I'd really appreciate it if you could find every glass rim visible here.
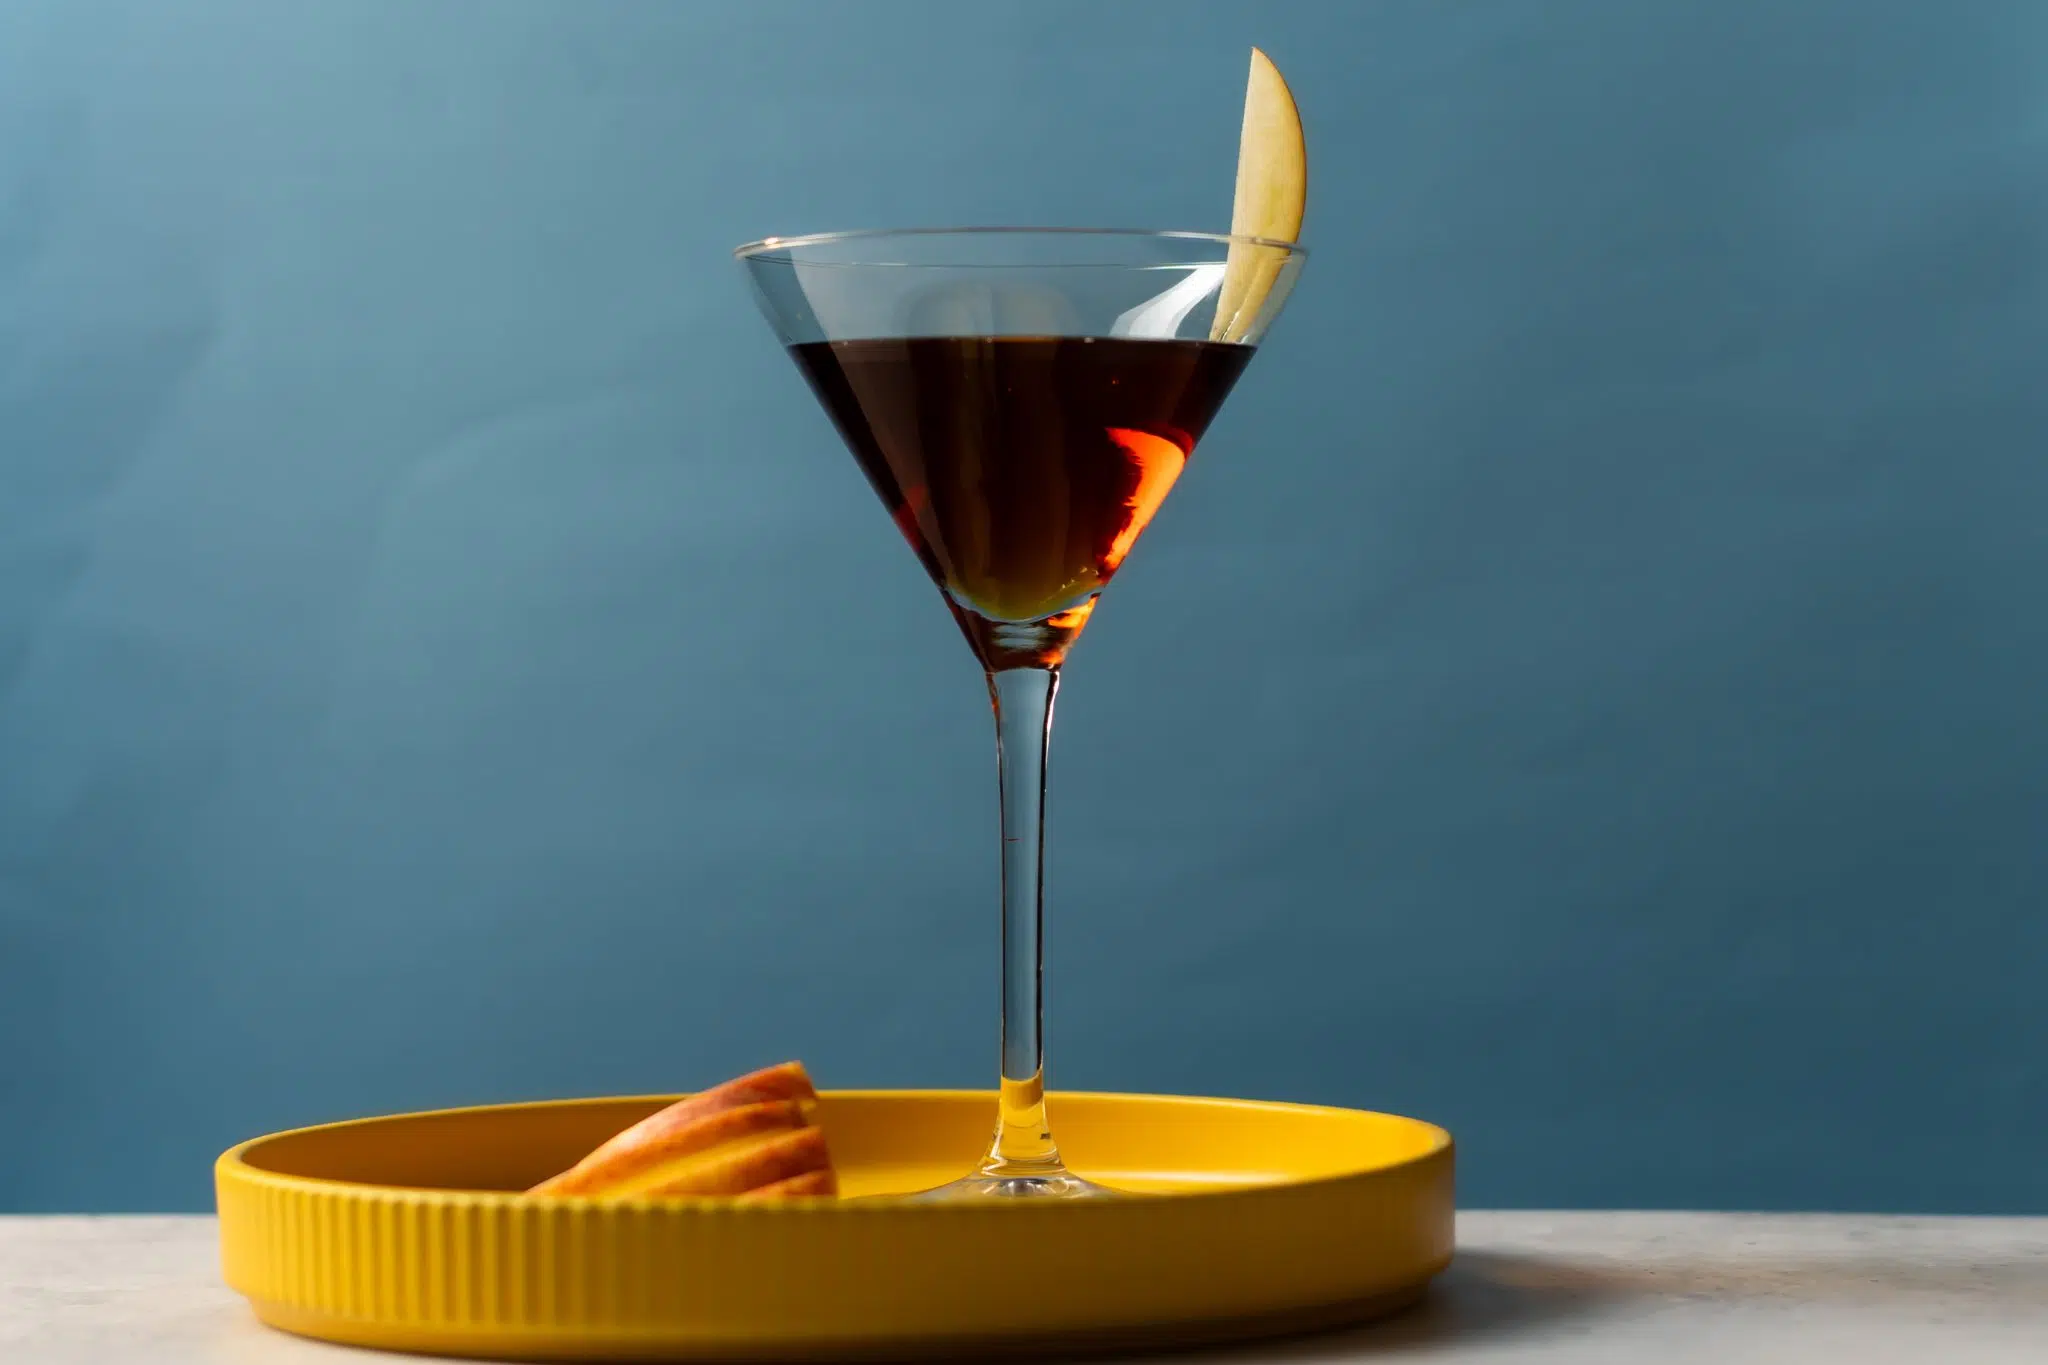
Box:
[732,225,1308,263]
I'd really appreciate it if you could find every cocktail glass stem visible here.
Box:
[984,665,1063,1179]
[917,662,1104,1199]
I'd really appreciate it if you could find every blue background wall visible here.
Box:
[2,0,2044,1213]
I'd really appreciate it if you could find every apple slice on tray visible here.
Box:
[529,1061,838,1200]
[1211,47,1307,344]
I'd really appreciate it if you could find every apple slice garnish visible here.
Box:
[529,1061,838,1200]
[1211,48,1307,344]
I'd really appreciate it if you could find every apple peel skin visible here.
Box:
[737,1169,839,1201]
[528,1061,838,1201]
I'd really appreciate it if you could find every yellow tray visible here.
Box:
[217,1090,1453,1360]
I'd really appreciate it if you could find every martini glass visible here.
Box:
[737,228,1305,1198]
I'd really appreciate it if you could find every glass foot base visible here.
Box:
[914,1170,1115,1201]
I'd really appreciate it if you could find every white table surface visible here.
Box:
[2,1211,2044,1362]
